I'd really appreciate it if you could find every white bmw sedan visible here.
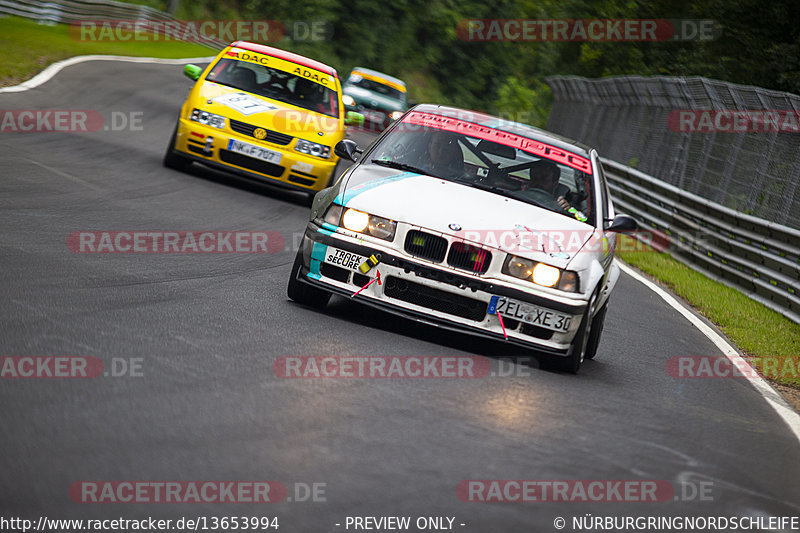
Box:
[287,104,637,372]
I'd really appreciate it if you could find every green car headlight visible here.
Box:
[342,95,356,106]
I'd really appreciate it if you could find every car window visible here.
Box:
[360,116,596,225]
[345,74,405,101]
[206,58,340,118]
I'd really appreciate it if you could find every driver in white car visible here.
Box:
[424,132,465,179]
[528,159,572,211]
[486,159,573,212]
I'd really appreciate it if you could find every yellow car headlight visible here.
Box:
[190,108,226,129]
[295,139,331,159]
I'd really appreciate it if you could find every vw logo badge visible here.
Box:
[253,128,267,140]
[449,223,462,231]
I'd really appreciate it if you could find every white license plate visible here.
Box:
[324,246,367,273]
[488,295,572,333]
[227,139,282,164]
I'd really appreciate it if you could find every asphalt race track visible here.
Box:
[1,59,799,532]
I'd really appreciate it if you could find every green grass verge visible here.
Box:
[0,16,215,87]
[617,235,800,388]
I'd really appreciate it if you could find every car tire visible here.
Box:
[583,298,608,360]
[163,122,192,171]
[554,291,598,374]
[287,249,331,309]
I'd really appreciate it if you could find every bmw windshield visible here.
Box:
[362,111,596,225]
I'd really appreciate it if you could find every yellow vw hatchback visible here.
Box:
[164,41,363,200]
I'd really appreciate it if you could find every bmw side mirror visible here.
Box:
[334,139,362,162]
[344,111,365,127]
[605,214,639,233]
[183,64,203,81]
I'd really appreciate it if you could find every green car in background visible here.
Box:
[341,67,408,130]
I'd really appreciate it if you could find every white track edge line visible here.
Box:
[0,54,216,93]
[618,261,800,444]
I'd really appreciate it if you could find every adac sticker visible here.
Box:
[292,66,333,87]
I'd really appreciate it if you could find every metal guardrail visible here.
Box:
[604,158,800,324]
[0,0,170,23]
[546,75,800,231]
[0,0,226,48]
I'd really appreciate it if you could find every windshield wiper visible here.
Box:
[370,159,430,175]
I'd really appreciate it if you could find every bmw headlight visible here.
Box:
[389,111,403,121]
[323,204,342,226]
[295,139,331,159]
[330,206,396,241]
[503,255,579,292]
[368,216,396,240]
[342,95,355,106]
[190,108,226,129]
[532,263,560,287]
[342,208,369,232]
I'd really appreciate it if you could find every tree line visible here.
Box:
[146,0,800,126]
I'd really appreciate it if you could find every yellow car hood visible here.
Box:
[197,82,341,139]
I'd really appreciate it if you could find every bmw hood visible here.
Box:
[337,167,597,267]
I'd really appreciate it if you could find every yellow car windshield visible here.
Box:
[206,58,340,118]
